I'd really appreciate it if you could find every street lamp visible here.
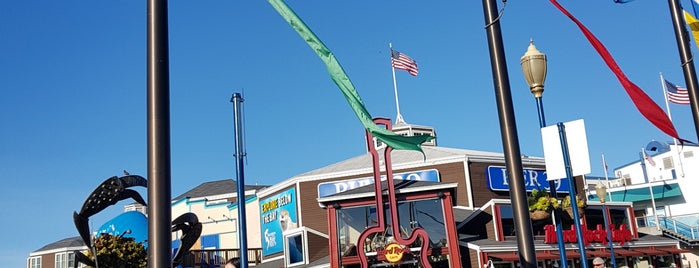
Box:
[595,181,618,268]
[520,40,568,267]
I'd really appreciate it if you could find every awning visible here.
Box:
[559,250,592,259]
[487,252,519,261]
[612,248,644,257]
[536,251,559,260]
[633,248,667,255]
[591,181,683,202]
[588,249,611,258]
[656,246,689,254]
[487,251,564,261]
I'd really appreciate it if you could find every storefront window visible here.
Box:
[585,206,629,231]
[335,198,450,267]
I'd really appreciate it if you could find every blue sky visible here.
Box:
[2,1,697,267]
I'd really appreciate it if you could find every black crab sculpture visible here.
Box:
[72,175,202,268]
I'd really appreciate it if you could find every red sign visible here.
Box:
[544,224,632,245]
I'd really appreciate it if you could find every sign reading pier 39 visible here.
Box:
[486,166,569,193]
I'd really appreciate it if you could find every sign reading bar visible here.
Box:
[544,224,632,245]
[317,169,439,198]
[486,166,569,193]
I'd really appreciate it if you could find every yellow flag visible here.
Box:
[683,10,699,50]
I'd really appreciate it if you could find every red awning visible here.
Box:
[613,249,644,257]
[633,248,667,255]
[560,250,592,259]
[588,249,611,258]
[656,247,689,254]
[487,252,519,261]
[536,251,559,260]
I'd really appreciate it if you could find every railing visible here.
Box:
[179,248,262,267]
[637,216,699,242]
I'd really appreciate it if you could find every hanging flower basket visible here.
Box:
[565,206,586,219]
[530,210,552,221]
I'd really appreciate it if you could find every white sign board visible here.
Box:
[541,119,591,180]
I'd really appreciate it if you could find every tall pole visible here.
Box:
[534,97,568,267]
[639,151,660,231]
[601,202,618,268]
[481,1,537,267]
[389,43,405,124]
[558,123,588,268]
[231,93,249,267]
[668,0,699,140]
[147,0,172,267]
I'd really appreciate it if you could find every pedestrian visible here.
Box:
[224,257,241,268]
[593,257,606,268]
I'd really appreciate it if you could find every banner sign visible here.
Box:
[544,224,632,245]
[486,166,569,193]
[260,188,298,256]
[317,169,439,198]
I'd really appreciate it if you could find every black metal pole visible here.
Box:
[481,0,537,267]
[535,97,568,267]
[668,0,699,140]
[147,0,172,267]
[231,93,249,267]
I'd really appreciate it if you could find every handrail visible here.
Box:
[180,248,263,267]
[640,216,699,240]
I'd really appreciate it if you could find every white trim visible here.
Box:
[29,246,87,257]
[316,182,458,203]
[463,158,475,209]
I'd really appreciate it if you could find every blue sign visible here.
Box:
[259,188,298,256]
[486,166,569,193]
[317,169,440,198]
[96,211,148,246]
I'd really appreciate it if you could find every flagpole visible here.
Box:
[602,153,612,201]
[640,148,660,231]
[389,43,405,124]
[661,73,686,177]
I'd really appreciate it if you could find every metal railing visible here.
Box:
[179,248,262,267]
[637,216,699,243]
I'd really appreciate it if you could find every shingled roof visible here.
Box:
[172,179,269,201]
[32,236,84,253]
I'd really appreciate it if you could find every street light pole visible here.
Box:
[481,1,537,267]
[520,41,568,267]
[595,182,617,268]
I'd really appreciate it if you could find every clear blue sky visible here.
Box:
[2,1,697,267]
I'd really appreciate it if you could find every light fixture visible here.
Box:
[553,260,560,268]
[658,256,665,263]
[595,181,607,204]
[520,39,547,98]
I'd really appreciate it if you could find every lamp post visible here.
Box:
[481,1,537,267]
[520,40,568,267]
[595,181,618,268]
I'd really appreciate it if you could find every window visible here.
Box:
[284,231,306,267]
[684,151,694,158]
[28,256,41,268]
[662,157,674,169]
[335,198,449,267]
[55,252,66,268]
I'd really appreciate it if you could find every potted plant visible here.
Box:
[562,194,587,218]
[527,188,559,221]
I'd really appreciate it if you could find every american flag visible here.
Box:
[391,50,418,76]
[643,149,656,167]
[664,79,690,105]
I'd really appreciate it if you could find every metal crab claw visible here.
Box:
[172,212,203,267]
[73,175,147,249]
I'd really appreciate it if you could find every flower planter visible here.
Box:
[530,210,551,221]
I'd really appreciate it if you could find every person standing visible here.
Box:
[593,257,606,268]
[224,257,240,268]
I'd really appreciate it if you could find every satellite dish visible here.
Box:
[645,140,670,154]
